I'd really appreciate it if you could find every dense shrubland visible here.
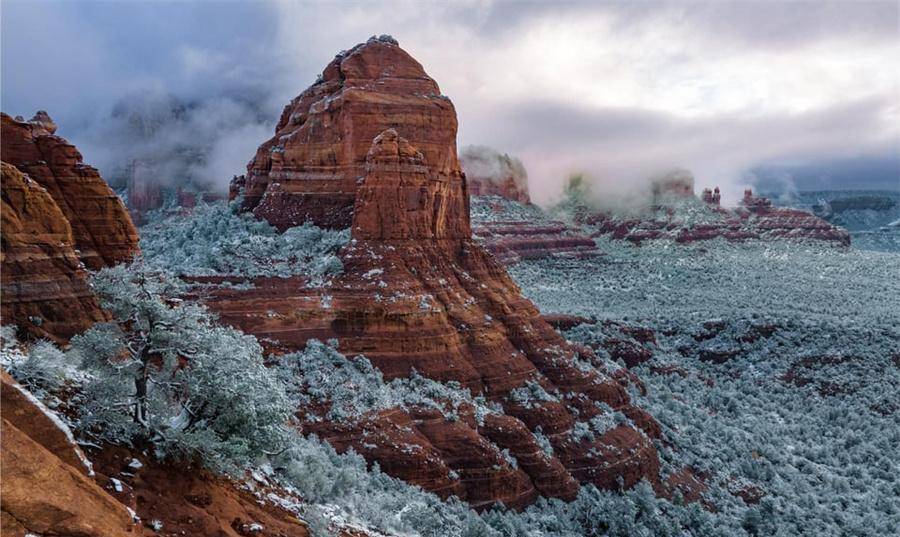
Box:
[4,196,898,535]
[504,218,900,536]
[140,200,348,282]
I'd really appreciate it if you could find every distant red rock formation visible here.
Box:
[702,186,721,206]
[651,169,695,203]
[460,146,531,204]
[1,112,139,269]
[474,220,600,264]
[207,38,662,508]
[586,185,850,246]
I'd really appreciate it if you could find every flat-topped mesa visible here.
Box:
[1,112,139,269]
[234,35,460,231]
[352,129,470,240]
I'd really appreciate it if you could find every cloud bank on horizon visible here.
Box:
[2,0,897,204]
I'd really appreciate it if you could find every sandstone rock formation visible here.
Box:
[474,218,600,265]
[1,112,139,270]
[0,372,136,537]
[460,145,531,204]
[584,186,850,246]
[1,162,108,343]
[90,446,311,537]
[232,35,460,231]
[206,38,661,508]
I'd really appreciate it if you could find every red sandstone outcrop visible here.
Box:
[474,219,600,264]
[460,146,531,204]
[0,372,136,537]
[231,35,460,231]
[205,39,662,507]
[1,162,109,343]
[1,112,139,269]
[584,186,850,246]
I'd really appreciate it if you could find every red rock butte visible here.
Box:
[232,35,463,231]
[209,37,662,509]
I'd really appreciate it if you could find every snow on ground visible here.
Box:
[504,231,900,535]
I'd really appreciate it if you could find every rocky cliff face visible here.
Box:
[1,112,139,270]
[232,35,460,231]
[207,38,661,509]
[1,162,109,343]
[471,197,600,264]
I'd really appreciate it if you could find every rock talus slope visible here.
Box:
[211,38,661,509]
[1,112,139,270]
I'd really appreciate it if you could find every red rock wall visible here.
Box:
[1,162,108,343]
[1,112,139,270]
[585,189,850,246]
[474,220,600,264]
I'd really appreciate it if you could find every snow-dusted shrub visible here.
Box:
[71,264,293,470]
[276,339,501,424]
[508,380,558,409]
[7,339,72,398]
[140,200,348,282]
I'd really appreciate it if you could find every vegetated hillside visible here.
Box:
[768,190,900,252]
[485,198,900,534]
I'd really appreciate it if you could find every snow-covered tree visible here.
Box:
[72,264,293,470]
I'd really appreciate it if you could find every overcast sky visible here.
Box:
[2,0,898,204]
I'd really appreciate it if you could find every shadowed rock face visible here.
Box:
[233,35,461,231]
[1,112,139,269]
[1,162,109,343]
[207,39,661,509]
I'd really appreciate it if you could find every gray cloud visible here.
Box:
[1,0,897,204]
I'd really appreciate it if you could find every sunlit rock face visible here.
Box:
[0,372,137,537]
[209,38,662,509]
[0,162,108,343]
[1,112,139,269]
[232,35,462,231]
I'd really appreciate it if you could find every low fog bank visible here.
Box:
[74,91,276,193]
[496,97,898,208]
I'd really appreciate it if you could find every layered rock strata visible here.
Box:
[1,162,108,342]
[206,40,662,505]
[474,219,601,264]
[1,112,139,269]
[232,35,460,231]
